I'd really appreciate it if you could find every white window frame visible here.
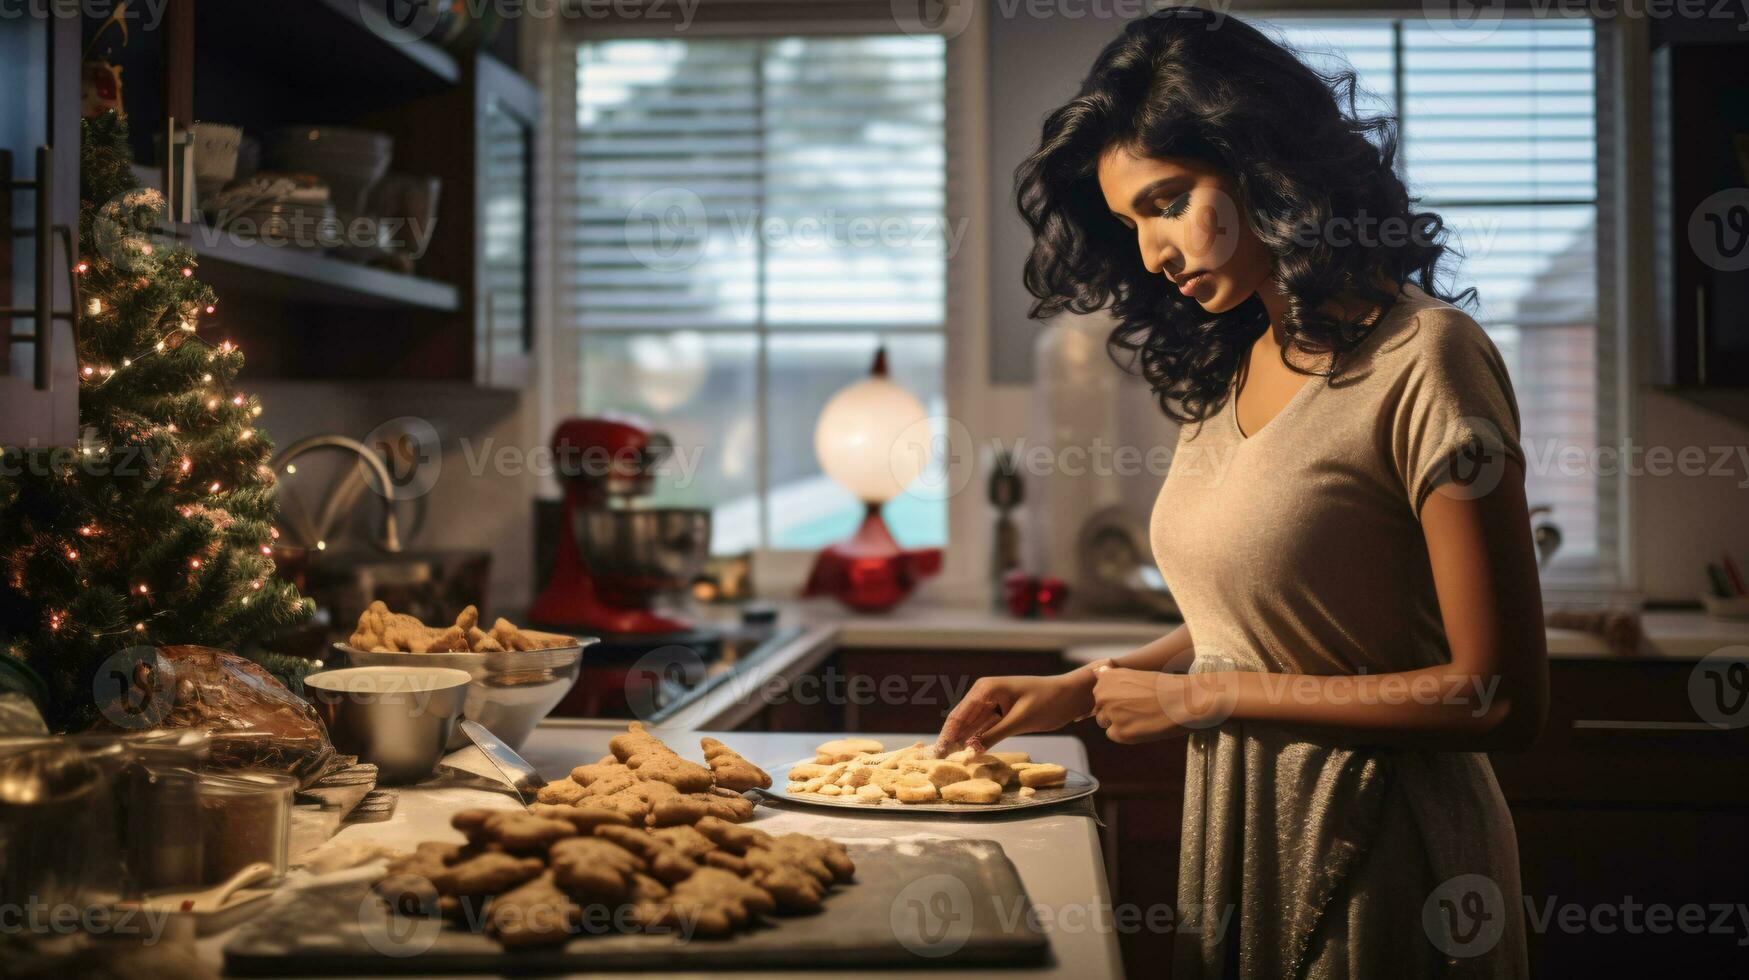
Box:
[529,3,994,604]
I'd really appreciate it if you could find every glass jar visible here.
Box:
[198,770,294,884]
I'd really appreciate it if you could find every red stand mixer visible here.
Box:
[529,416,711,635]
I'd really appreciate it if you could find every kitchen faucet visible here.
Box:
[270,435,403,553]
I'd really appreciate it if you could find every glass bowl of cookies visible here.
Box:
[331,601,596,750]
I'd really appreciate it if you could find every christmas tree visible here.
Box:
[0,110,312,729]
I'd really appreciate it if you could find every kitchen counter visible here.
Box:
[197,726,1121,979]
[648,600,1749,731]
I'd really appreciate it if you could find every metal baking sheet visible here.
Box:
[753,756,1098,814]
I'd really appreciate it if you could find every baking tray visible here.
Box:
[223,840,1048,973]
[754,756,1099,814]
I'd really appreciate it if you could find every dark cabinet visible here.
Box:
[0,12,81,445]
[1655,43,1749,387]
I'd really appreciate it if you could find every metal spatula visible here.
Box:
[460,720,547,804]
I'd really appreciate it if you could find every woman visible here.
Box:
[936,11,1548,978]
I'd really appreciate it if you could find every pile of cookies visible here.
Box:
[375,724,850,948]
[785,738,1068,805]
[376,810,854,948]
[531,723,770,826]
[348,601,570,654]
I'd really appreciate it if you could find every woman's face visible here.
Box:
[1097,147,1273,314]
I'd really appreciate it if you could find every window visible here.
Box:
[561,35,950,555]
[1269,18,1609,571]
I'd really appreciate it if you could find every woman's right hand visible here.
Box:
[935,671,1097,754]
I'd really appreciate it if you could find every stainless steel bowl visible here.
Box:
[303,666,470,785]
[330,631,592,752]
[573,507,710,587]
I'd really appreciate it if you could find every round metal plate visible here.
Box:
[752,756,1099,815]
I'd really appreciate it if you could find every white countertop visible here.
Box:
[198,726,1119,979]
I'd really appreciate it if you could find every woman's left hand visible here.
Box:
[1090,667,1183,743]
[1091,667,1235,743]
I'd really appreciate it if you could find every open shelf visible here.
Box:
[180,225,459,312]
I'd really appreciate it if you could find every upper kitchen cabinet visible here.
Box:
[1654,42,1749,388]
[94,2,533,386]
[0,12,81,446]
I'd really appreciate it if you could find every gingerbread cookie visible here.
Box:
[648,867,775,938]
[694,815,771,855]
[550,837,642,904]
[486,871,576,947]
[535,778,588,806]
[430,852,545,902]
[700,736,771,791]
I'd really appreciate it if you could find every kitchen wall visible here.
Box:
[252,382,540,620]
[1634,390,1749,600]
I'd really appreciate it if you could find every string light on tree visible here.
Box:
[0,110,312,729]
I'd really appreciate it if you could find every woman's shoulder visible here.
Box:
[1349,283,1508,382]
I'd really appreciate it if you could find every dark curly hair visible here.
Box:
[1016,9,1473,423]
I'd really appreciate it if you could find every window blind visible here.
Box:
[569,35,948,333]
[1275,18,1607,568]
[563,34,951,553]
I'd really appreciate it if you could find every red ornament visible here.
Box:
[1003,570,1069,619]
